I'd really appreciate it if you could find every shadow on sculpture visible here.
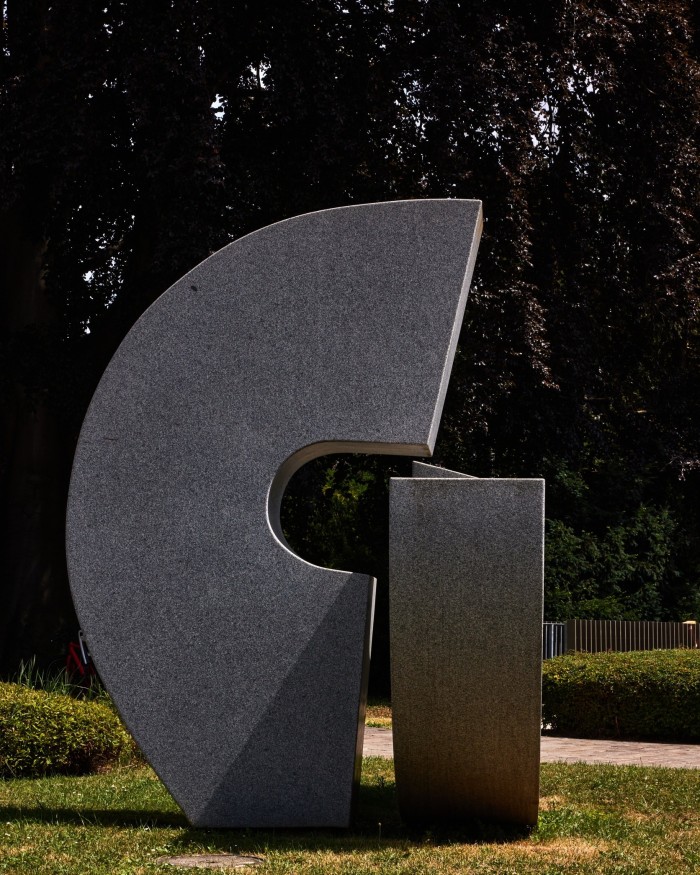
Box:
[66,198,542,828]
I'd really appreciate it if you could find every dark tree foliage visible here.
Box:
[1,1,699,684]
[528,0,700,620]
[0,1,229,671]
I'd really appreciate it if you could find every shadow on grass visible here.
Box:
[0,778,531,849]
[0,804,188,829]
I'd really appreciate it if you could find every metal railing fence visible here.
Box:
[543,622,567,659]
[542,619,698,658]
[565,619,697,653]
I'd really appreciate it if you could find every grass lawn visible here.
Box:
[1,758,699,874]
[365,700,392,729]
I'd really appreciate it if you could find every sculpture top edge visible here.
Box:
[67,197,483,589]
[68,199,482,492]
[171,198,482,296]
[411,461,476,479]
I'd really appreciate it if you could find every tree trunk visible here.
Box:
[0,199,78,675]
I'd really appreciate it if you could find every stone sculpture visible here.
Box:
[390,462,544,826]
[66,199,483,827]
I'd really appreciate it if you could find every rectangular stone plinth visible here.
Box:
[390,476,544,826]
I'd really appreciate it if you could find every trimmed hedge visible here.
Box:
[0,682,134,778]
[542,649,700,741]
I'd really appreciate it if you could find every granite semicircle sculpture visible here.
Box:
[66,199,483,827]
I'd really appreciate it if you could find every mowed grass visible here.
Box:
[365,699,392,728]
[2,759,699,875]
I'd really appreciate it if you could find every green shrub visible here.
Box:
[0,682,134,778]
[542,649,700,741]
[13,655,111,702]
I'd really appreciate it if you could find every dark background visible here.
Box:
[2,1,699,693]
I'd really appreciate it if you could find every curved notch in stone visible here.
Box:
[268,440,430,550]
[67,199,482,827]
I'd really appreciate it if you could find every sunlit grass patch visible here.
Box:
[366,716,393,728]
[365,699,392,728]
[1,757,699,874]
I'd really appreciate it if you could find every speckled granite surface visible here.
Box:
[67,200,482,826]
[390,474,544,825]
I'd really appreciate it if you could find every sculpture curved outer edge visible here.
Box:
[66,199,483,827]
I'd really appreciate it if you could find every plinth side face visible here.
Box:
[390,475,544,826]
[66,200,483,827]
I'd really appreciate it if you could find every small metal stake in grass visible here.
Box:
[156,854,263,869]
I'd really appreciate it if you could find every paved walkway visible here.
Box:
[363,727,700,768]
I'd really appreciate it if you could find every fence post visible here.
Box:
[683,620,698,648]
